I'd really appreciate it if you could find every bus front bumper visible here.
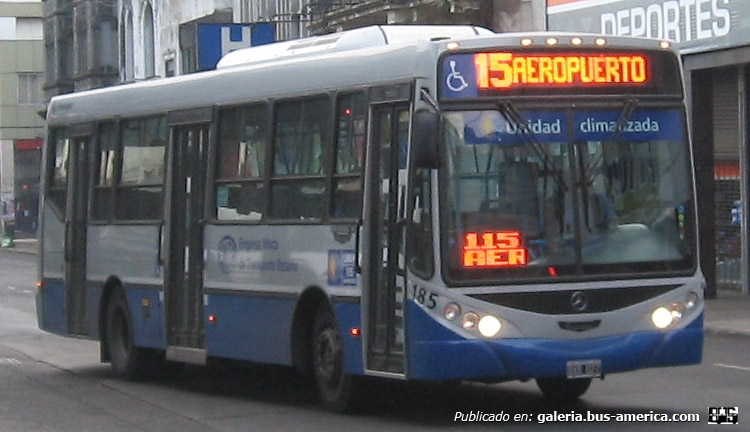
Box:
[405,302,703,381]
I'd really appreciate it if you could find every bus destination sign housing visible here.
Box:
[440,48,682,99]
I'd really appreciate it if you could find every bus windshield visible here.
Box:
[441,105,695,283]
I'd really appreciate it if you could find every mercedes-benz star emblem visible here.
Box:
[570,291,589,312]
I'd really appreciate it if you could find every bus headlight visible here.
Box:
[444,302,461,321]
[685,291,700,310]
[651,306,673,329]
[652,292,701,330]
[478,315,502,338]
[462,312,479,330]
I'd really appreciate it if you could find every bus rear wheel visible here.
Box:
[105,290,149,380]
[312,303,356,412]
[536,377,592,402]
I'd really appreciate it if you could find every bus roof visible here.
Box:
[45,26,678,126]
[216,25,494,69]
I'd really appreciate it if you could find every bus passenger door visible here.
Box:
[363,101,410,375]
[65,128,91,336]
[163,109,211,365]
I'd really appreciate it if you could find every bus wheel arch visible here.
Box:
[291,287,361,412]
[290,286,328,375]
[99,279,149,380]
[312,300,360,412]
[98,276,124,363]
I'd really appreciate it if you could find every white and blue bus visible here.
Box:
[37,25,703,411]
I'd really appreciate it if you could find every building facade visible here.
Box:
[305,0,545,34]
[548,0,750,297]
[0,0,45,236]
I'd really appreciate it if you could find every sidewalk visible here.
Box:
[2,237,37,254]
[4,237,750,337]
[704,288,750,337]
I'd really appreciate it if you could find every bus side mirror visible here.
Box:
[411,110,440,169]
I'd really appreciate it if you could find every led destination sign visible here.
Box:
[440,49,680,99]
[474,53,648,90]
[463,231,527,268]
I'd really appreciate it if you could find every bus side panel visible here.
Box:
[405,300,508,380]
[204,293,294,365]
[87,224,165,349]
[121,285,165,349]
[36,279,66,335]
[333,300,364,375]
[37,205,66,334]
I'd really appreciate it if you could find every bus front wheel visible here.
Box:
[105,290,148,380]
[536,377,592,402]
[312,303,356,412]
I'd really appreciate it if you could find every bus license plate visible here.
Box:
[566,359,602,379]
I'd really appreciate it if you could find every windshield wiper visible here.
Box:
[582,97,639,186]
[496,101,568,192]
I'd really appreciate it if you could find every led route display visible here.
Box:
[440,48,680,99]
[474,53,648,89]
[463,231,527,268]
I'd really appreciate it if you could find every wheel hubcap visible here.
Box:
[315,328,341,385]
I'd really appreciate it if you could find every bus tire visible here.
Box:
[536,377,592,402]
[312,303,357,412]
[105,290,148,380]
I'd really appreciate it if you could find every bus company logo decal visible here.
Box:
[570,291,589,312]
[217,235,238,274]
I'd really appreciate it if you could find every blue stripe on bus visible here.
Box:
[37,279,66,335]
[204,295,364,373]
[334,301,365,375]
[125,287,164,349]
[204,293,295,364]
[406,301,703,381]
[37,281,366,373]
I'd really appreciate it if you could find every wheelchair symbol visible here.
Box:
[446,60,468,92]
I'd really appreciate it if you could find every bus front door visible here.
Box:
[363,104,410,375]
[64,129,91,336]
[163,110,211,365]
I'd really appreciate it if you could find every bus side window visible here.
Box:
[46,128,70,217]
[216,104,267,221]
[331,92,366,219]
[407,168,434,277]
[92,121,117,221]
[270,96,329,220]
[116,116,166,221]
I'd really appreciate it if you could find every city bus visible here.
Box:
[37,25,704,412]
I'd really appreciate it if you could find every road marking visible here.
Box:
[714,363,750,372]
[0,358,22,365]
[7,286,16,291]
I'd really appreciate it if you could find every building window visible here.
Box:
[16,18,43,40]
[121,8,134,81]
[143,3,156,77]
[18,73,43,105]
